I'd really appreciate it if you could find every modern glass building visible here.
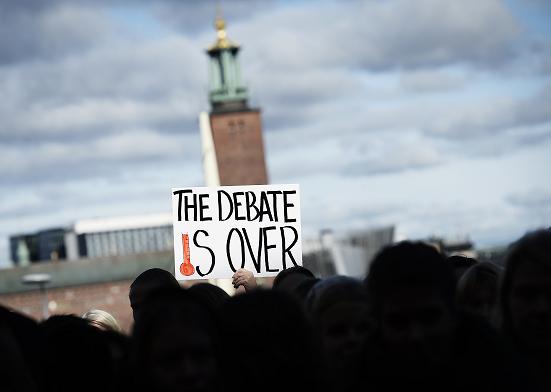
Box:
[9,213,173,264]
[69,214,173,259]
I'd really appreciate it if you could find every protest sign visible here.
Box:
[171,184,302,280]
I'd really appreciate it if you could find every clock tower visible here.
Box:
[199,14,269,186]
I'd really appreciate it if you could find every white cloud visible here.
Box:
[399,69,466,93]
[0,2,113,64]
[233,0,520,72]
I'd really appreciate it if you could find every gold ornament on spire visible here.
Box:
[208,12,239,51]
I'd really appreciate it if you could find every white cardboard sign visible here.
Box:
[171,184,302,280]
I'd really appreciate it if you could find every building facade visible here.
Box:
[9,214,173,264]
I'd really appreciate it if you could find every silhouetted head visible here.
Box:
[448,255,477,283]
[293,277,320,303]
[457,262,501,326]
[501,229,551,354]
[307,276,370,380]
[272,266,314,293]
[129,268,180,323]
[131,288,221,392]
[41,315,113,392]
[365,241,456,378]
[0,306,44,392]
[219,290,326,392]
[188,283,230,309]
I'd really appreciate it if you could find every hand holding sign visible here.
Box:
[232,268,257,291]
[172,184,302,281]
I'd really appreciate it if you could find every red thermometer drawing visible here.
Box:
[179,233,195,276]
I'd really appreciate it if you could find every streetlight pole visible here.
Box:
[21,273,51,320]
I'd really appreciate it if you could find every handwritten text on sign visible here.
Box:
[171,184,302,280]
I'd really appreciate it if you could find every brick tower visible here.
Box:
[199,14,268,186]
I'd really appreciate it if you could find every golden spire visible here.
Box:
[208,5,238,51]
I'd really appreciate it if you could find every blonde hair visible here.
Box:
[82,309,121,332]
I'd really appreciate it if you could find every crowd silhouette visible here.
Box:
[1,228,550,392]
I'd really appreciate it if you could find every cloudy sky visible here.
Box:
[1,0,550,265]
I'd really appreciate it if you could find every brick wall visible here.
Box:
[0,279,135,333]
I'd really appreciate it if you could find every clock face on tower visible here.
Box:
[210,110,268,186]
[227,118,246,135]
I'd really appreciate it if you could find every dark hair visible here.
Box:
[457,262,501,300]
[272,266,314,289]
[293,277,320,303]
[188,283,230,309]
[307,276,367,319]
[448,255,477,270]
[219,290,328,392]
[0,306,44,391]
[456,262,502,324]
[365,241,455,317]
[130,268,180,298]
[130,288,221,391]
[41,315,114,392]
[132,287,218,339]
[500,228,551,338]
[129,268,180,321]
